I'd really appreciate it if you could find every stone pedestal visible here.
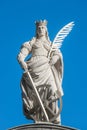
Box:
[8,123,78,130]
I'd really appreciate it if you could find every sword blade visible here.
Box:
[25,70,49,121]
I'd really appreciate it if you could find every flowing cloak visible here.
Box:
[17,37,64,120]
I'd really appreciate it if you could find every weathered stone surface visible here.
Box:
[9,123,78,130]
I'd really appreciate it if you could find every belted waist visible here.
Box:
[32,54,48,57]
[32,49,48,57]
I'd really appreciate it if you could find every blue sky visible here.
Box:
[0,0,87,129]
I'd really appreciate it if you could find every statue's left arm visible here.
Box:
[50,48,61,66]
[50,48,63,82]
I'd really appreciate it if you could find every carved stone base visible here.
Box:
[8,123,78,130]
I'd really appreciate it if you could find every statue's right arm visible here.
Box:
[17,41,31,70]
[17,37,36,70]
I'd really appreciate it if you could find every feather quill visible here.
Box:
[48,21,74,57]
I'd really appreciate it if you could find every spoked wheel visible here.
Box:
[37,86,63,122]
[43,97,62,122]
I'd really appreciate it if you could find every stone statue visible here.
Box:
[17,20,74,124]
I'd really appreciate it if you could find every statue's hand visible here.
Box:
[49,55,59,66]
[49,58,54,66]
[20,61,28,70]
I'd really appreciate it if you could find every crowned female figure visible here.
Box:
[17,20,64,124]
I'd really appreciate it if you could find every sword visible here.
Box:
[24,68,49,122]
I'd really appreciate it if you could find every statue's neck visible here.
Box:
[37,36,46,41]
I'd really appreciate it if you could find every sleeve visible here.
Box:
[17,41,31,63]
[17,37,36,63]
[50,48,61,65]
[54,50,64,80]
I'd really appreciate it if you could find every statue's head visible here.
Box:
[35,20,49,39]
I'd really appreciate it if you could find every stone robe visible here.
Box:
[17,37,64,122]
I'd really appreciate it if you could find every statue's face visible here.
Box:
[37,25,46,37]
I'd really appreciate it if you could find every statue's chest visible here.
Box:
[32,41,50,51]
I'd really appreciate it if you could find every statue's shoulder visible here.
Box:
[29,37,36,46]
[22,37,36,49]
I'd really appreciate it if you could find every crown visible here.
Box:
[35,20,47,27]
